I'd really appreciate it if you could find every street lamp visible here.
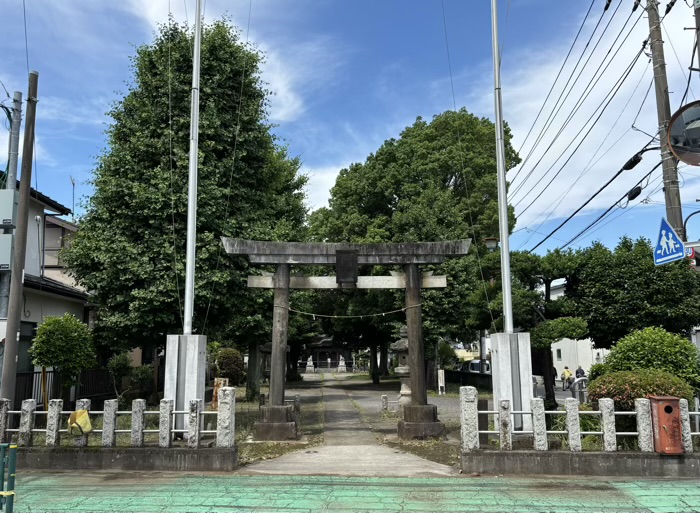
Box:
[483,237,499,252]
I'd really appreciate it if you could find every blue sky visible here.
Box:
[0,0,697,255]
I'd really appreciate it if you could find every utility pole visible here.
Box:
[0,91,22,320]
[648,0,684,239]
[695,1,700,73]
[0,72,38,406]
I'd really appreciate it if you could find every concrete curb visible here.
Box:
[17,447,238,472]
[462,450,700,478]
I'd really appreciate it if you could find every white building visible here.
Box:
[548,279,609,376]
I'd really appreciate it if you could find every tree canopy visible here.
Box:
[64,20,307,353]
[567,237,700,348]
[309,109,520,347]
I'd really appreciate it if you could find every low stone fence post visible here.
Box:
[499,400,512,450]
[460,386,479,452]
[188,399,202,448]
[18,399,36,447]
[565,398,581,452]
[131,399,146,447]
[159,399,173,448]
[74,398,91,447]
[531,398,548,451]
[680,399,693,453]
[0,399,9,443]
[217,387,236,448]
[46,399,63,447]
[599,398,616,452]
[102,399,118,447]
[635,398,654,452]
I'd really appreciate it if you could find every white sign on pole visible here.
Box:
[437,369,445,395]
[654,218,685,265]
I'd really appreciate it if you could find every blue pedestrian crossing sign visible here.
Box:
[654,218,685,265]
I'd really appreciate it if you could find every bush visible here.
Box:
[217,348,245,385]
[29,313,95,387]
[605,327,700,389]
[131,365,154,395]
[588,363,609,382]
[551,403,601,451]
[107,352,132,394]
[588,369,694,411]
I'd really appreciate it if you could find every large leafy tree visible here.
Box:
[568,237,700,348]
[309,109,520,368]
[65,20,307,354]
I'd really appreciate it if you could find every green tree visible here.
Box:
[29,314,95,389]
[569,238,700,348]
[64,20,307,354]
[309,109,521,370]
[603,327,700,390]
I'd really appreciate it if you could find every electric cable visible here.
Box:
[442,0,497,332]
[512,7,643,202]
[662,19,695,102]
[559,161,663,249]
[201,0,253,335]
[512,0,628,192]
[515,42,647,217]
[527,145,658,252]
[510,0,598,183]
[516,60,652,250]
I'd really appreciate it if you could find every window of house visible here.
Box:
[556,349,562,361]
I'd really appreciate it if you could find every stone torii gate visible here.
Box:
[222,238,471,440]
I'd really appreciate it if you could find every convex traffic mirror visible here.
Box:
[669,100,700,166]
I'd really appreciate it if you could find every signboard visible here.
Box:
[654,218,685,265]
[437,369,445,395]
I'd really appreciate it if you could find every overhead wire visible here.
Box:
[512,6,643,203]
[201,0,253,335]
[515,40,647,218]
[509,0,599,183]
[511,0,625,193]
[558,161,663,249]
[167,0,185,330]
[441,0,497,333]
[661,19,695,102]
[516,59,652,250]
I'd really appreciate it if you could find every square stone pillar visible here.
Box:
[164,333,207,431]
[491,332,532,431]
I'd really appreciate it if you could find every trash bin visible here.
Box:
[649,396,684,455]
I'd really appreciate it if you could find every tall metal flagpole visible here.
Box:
[183,0,203,335]
[491,0,514,333]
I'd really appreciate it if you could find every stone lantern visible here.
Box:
[390,326,411,408]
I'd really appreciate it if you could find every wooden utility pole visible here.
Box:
[1,72,38,406]
[648,0,684,238]
[0,91,22,319]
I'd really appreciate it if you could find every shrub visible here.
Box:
[588,363,609,382]
[605,327,700,389]
[217,348,245,385]
[131,365,154,395]
[107,352,132,395]
[588,369,694,411]
[29,313,95,388]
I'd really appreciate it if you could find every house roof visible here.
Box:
[0,171,71,215]
[23,274,88,302]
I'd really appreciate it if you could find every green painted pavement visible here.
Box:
[13,472,700,512]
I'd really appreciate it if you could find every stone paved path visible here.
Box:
[241,373,457,477]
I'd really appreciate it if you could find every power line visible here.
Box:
[559,161,663,249]
[440,0,497,333]
[661,19,695,102]
[516,60,653,250]
[515,42,647,217]
[512,8,643,203]
[508,0,598,183]
[511,0,612,185]
[527,145,656,253]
